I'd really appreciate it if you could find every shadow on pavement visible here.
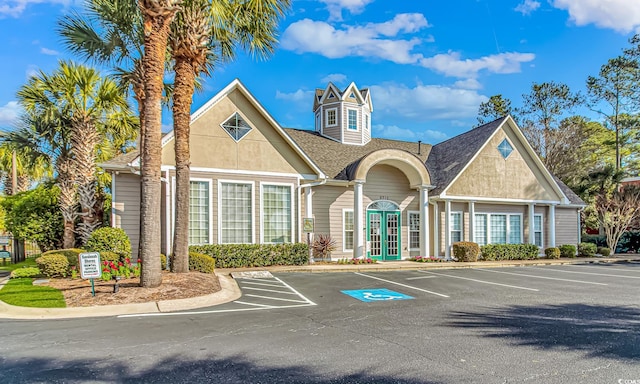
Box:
[446,303,640,360]
[2,355,443,384]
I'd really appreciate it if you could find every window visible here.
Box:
[348,109,358,131]
[450,212,462,243]
[364,114,369,131]
[326,108,337,126]
[189,181,210,245]
[221,112,252,141]
[408,212,420,250]
[220,182,252,243]
[475,213,522,246]
[498,138,513,159]
[262,184,292,243]
[343,210,354,250]
[315,112,321,132]
[474,214,487,246]
[534,214,543,247]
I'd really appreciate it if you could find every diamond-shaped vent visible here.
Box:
[498,139,513,159]
[222,113,252,141]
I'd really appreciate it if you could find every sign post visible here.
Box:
[303,218,315,264]
[79,252,101,297]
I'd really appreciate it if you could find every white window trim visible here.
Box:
[347,108,359,131]
[450,211,463,244]
[534,213,544,248]
[325,107,338,127]
[171,177,213,246]
[343,209,354,252]
[408,210,420,251]
[474,212,523,245]
[218,179,255,244]
[220,111,253,142]
[260,182,295,244]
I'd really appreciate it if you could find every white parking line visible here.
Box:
[241,286,298,295]
[234,301,277,308]
[241,281,285,288]
[118,303,313,318]
[354,272,449,298]
[564,264,640,273]
[244,294,308,303]
[418,270,539,291]
[473,268,608,286]
[406,276,437,280]
[532,267,640,279]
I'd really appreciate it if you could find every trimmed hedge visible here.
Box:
[36,254,69,278]
[578,242,597,257]
[85,227,132,259]
[480,243,540,261]
[42,248,84,268]
[559,244,576,258]
[189,252,216,273]
[10,267,41,279]
[597,246,611,256]
[99,251,121,264]
[189,243,309,268]
[544,247,560,259]
[452,242,480,262]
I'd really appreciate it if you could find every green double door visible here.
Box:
[366,210,400,261]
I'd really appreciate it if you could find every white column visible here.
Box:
[164,169,171,256]
[305,187,313,218]
[419,186,430,257]
[468,201,475,242]
[528,203,535,245]
[444,200,451,259]
[354,181,364,259]
[433,203,440,258]
[549,204,556,247]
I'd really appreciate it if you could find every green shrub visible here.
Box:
[99,251,120,264]
[10,267,41,279]
[188,252,216,273]
[480,243,540,261]
[558,244,576,258]
[544,247,560,259]
[452,242,480,262]
[578,242,597,257]
[190,243,309,268]
[42,248,85,268]
[35,254,69,278]
[85,227,131,259]
[160,254,167,270]
[597,246,611,256]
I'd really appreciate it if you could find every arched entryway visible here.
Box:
[366,200,401,260]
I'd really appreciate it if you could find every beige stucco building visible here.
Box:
[103,79,585,260]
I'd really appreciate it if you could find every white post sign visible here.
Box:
[79,252,101,279]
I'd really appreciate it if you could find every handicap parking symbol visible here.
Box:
[341,288,414,303]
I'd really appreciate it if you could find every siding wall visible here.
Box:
[555,207,580,247]
[113,173,141,258]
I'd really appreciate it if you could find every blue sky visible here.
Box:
[1,0,639,144]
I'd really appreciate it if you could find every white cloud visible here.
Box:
[453,78,482,90]
[419,51,535,78]
[515,0,541,15]
[318,0,374,21]
[275,89,315,103]
[373,124,448,142]
[0,0,78,18]
[281,14,429,64]
[0,101,21,127]
[321,73,348,84]
[40,47,59,56]
[369,82,488,121]
[552,0,640,33]
[282,15,534,79]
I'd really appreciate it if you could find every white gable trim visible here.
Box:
[151,79,325,179]
[342,82,365,104]
[440,116,569,204]
[319,82,343,104]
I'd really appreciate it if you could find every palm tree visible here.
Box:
[0,142,51,195]
[137,0,181,287]
[16,61,135,245]
[168,0,290,272]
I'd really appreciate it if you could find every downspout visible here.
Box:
[111,172,117,228]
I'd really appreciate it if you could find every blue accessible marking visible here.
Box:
[341,288,414,303]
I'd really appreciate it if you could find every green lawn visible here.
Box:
[0,278,66,308]
[0,257,38,272]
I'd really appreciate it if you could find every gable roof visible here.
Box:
[284,128,430,180]
[427,117,508,195]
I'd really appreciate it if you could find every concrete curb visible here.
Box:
[0,273,241,320]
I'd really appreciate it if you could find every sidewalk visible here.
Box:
[1,255,638,320]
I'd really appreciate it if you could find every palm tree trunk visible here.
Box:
[57,155,77,249]
[171,58,196,273]
[73,115,101,245]
[138,0,179,287]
